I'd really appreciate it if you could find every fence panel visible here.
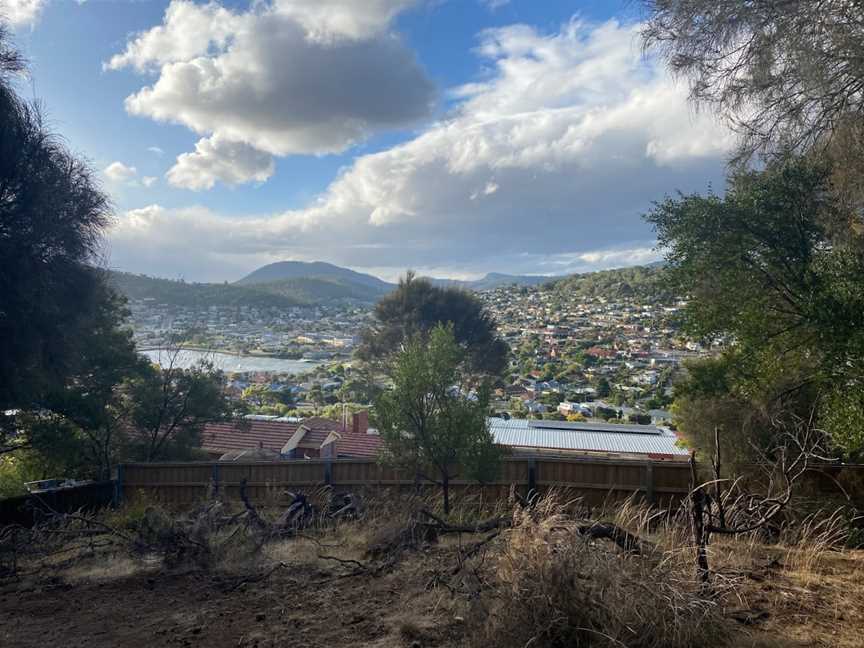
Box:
[118,457,691,508]
[0,481,116,527]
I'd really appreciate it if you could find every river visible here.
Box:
[141,349,325,374]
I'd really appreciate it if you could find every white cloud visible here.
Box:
[481,0,510,10]
[107,0,433,188]
[147,146,164,156]
[142,176,158,188]
[167,135,275,190]
[103,161,137,183]
[2,0,47,27]
[109,18,733,281]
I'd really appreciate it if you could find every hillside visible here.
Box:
[237,261,393,293]
[548,264,673,301]
[109,263,671,309]
[249,276,390,304]
[107,271,308,309]
[428,272,553,291]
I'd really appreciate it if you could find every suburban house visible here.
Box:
[202,412,381,461]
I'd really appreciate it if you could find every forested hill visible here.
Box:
[237,261,393,293]
[107,271,309,309]
[108,263,674,309]
[547,264,674,301]
[108,271,392,307]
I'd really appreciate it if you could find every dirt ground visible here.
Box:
[2,511,863,648]
[1,552,464,648]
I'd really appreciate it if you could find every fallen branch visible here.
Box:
[576,522,652,555]
[223,561,289,593]
[418,509,510,534]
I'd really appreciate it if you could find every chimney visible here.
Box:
[352,410,369,435]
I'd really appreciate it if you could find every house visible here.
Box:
[202,412,380,461]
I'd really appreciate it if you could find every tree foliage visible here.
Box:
[375,325,501,513]
[648,156,864,457]
[0,37,112,418]
[642,0,864,161]
[358,272,509,376]
[125,352,233,462]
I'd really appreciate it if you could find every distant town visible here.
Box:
[120,263,711,423]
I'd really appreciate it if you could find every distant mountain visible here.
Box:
[247,277,391,304]
[426,272,554,291]
[110,261,670,309]
[237,261,393,292]
[107,271,307,309]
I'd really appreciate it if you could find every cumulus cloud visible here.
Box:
[103,161,137,183]
[109,18,733,281]
[2,0,46,27]
[142,176,158,188]
[147,146,164,156]
[167,135,275,190]
[106,0,433,188]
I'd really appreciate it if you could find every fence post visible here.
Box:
[211,463,221,495]
[643,462,655,505]
[324,459,332,486]
[113,464,125,507]
[527,459,537,494]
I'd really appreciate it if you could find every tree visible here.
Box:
[0,31,111,425]
[38,283,151,479]
[125,352,233,462]
[0,29,130,465]
[376,325,501,513]
[642,0,864,161]
[647,156,864,458]
[595,377,611,398]
[358,272,509,376]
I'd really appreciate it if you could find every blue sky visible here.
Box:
[6,0,731,282]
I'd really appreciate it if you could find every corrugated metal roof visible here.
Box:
[488,418,687,456]
[527,420,662,435]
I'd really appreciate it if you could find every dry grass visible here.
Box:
[465,495,730,648]
[3,489,864,648]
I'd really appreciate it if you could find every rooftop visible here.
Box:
[488,417,687,458]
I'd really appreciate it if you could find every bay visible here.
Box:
[141,348,324,374]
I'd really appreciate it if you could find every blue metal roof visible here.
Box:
[488,418,688,457]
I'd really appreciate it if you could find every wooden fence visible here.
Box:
[118,457,692,508]
[0,480,117,527]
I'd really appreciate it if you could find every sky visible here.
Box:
[4,0,734,282]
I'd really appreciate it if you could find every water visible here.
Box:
[141,348,325,374]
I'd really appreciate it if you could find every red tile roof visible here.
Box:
[202,419,298,454]
[202,416,380,459]
[333,432,381,458]
[295,417,344,448]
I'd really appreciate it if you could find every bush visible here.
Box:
[469,503,729,648]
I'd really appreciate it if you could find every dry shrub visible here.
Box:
[469,497,730,648]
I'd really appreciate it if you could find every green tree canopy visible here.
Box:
[375,325,501,513]
[0,36,112,420]
[648,156,864,458]
[358,272,509,376]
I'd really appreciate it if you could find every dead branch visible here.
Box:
[575,522,652,555]
[418,509,510,534]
